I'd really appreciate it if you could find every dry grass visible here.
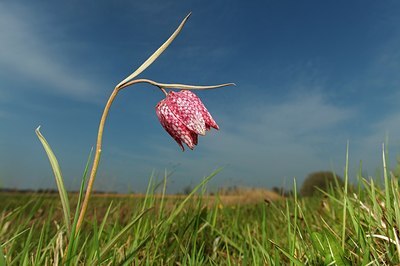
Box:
[93,187,282,203]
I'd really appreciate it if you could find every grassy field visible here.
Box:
[1,161,400,266]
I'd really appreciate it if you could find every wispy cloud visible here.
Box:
[205,93,353,173]
[0,3,101,101]
[353,108,400,172]
[118,91,356,189]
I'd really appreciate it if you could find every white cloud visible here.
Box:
[205,93,353,173]
[0,3,100,101]
[108,91,356,190]
[352,109,400,173]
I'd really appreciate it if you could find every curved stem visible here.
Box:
[75,86,119,234]
[160,87,168,96]
[120,78,235,91]
[74,78,233,235]
[74,78,170,235]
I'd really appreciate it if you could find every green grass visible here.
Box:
[2,150,400,264]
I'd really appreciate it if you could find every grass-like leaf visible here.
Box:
[0,247,5,266]
[96,208,153,264]
[65,148,93,264]
[116,13,191,89]
[165,168,221,225]
[35,126,71,233]
[273,242,303,266]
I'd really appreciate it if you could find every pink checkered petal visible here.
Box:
[156,100,197,151]
[165,91,206,136]
[191,131,198,146]
[156,104,184,151]
[180,90,219,130]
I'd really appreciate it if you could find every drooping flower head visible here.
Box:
[156,90,219,151]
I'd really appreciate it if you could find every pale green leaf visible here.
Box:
[0,246,6,266]
[35,126,71,233]
[116,13,191,89]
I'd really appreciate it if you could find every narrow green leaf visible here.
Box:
[210,225,243,254]
[97,208,152,263]
[274,244,304,266]
[33,223,47,265]
[382,143,392,226]
[325,233,351,266]
[21,226,34,266]
[1,228,30,248]
[35,126,71,233]
[0,247,6,266]
[119,234,153,266]
[166,168,221,225]
[92,214,101,263]
[66,148,93,263]
[310,232,326,254]
[342,141,349,251]
[116,13,191,89]
[98,201,113,240]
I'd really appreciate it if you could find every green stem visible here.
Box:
[74,78,233,235]
[75,86,119,234]
[75,79,149,234]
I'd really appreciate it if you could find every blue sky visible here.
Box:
[1,1,400,193]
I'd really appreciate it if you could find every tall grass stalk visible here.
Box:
[341,141,349,250]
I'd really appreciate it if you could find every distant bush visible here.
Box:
[182,185,193,195]
[300,171,344,197]
[272,187,293,197]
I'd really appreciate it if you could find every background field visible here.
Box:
[1,166,400,265]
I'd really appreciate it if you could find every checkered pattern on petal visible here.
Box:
[156,100,196,151]
[165,91,206,135]
[180,90,219,130]
[156,90,219,151]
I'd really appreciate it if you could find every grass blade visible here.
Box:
[65,148,93,264]
[166,168,221,225]
[119,233,153,266]
[98,202,113,240]
[96,208,153,264]
[273,243,303,266]
[342,141,349,250]
[35,126,71,233]
[1,228,30,247]
[0,247,5,266]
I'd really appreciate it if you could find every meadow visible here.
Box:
[1,152,400,265]
[2,12,399,266]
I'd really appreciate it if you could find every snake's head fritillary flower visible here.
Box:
[156,90,219,151]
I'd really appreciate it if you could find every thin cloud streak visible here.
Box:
[0,3,100,101]
[118,91,357,190]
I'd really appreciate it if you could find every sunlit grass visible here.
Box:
[2,147,400,264]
